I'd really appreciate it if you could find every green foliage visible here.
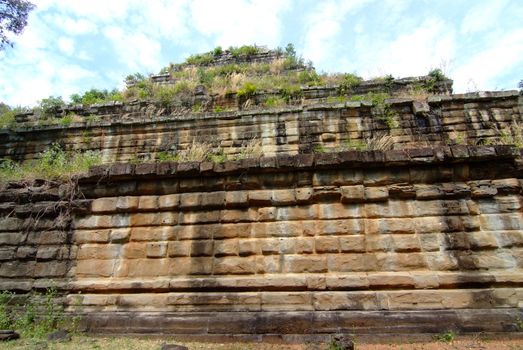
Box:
[0,0,35,50]
[125,72,146,86]
[213,46,223,56]
[237,82,257,99]
[60,114,73,126]
[0,105,23,129]
[39,96,65,117]
[214,106,225,113]
[229,45,261,58]
[285,43,296,58]
[0,290,13,329]
[280,84,302,102]
[0,143,102,182]
[153,85,177,108]
[435,330,456,343]
[156,151,178,162]
[338,73,363,95]
[264,96,286,108]
[313,144,326,153]
[0,287,74,339]
[298,70,321,85]
[351,92,398,128]
[185,52,214,65]
[70,88,123,105]
[344,139,367,151]
[424,68,448,92]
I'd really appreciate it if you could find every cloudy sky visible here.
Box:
[0,0,522,106]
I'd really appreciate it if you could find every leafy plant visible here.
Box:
[39,96,65,117]
[280,84,302,102]
[0,105,23,129]
[229,45,260,58]
[185,52,214,65]
[338,73,363,95]
[70,88,123,105]
[435,330,456,343]
[264,96,286,108]
[213,46,223,56]
[237,82,257,99]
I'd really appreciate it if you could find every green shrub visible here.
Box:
[153,85,177,107]
[264,96,286,108]
[338,73,363,94]
[0,105,23,129]
[280,84,302,102]
[125,72,146,86]
[39,96,65,117]
[229,45,260,58]
[435,330,456,343]
[237,82,257,99]
[298,70,321,85]
[213,46,223,56]
[185,52,214,65]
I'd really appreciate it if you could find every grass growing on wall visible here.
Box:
[0,143,102,183]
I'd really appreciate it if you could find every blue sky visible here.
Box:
[0,0,522,106]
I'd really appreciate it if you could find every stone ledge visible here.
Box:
[76,308,522,335]
[80,145,521,182]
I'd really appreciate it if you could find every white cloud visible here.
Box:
[62,17,98,35]
[57,37,74,56]
[189,0,291,48]
[103,26,162,71]
[363,18,456,78]
[461,0,508,35]
[302,0,371,67]
[452,29,523,92]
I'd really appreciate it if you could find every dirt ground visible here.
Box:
[3,334,523,349]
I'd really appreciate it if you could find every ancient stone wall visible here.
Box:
[0,91,520,164]
[1,146,522,336]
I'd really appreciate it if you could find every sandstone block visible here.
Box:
[180,211,220,224]
[214,256,257,274]
[258,207,277,221]
[110,228,130,243]
[365,234,393,252]
[225,191,248,208]
[33,261,67,277]
[252,221,304,238]
[316,203,361,220]
[313,292,377,311]
[248,190,272,206]
[201,191,225,207]
[315,236,339,253]
[74,230,110,244]
[76,259,115,277]
[91,197,117,213]
[366,218,415,235]
[283,255,327,273]
[214,223,252,239]
[339,236,365,253]
[364,186,389,202]
[392,234,421,252]
[179,193,202,209]
[124,258,170,277]
[131,226,176,241]
[295,187,314,204]
[256,255,281,273]
[261,292,313,311]
[326,274,369,289]
[214,239,239,257]
[146,242,168,258]
[0,232,26,245]
[16,246,37,259]
[77,244,120,260]
[158,194,179,209]
[138,196,159,210]
[132,212,178,226]
[122,242,147,259]
[295,238,314,254]
[239,239,260,256]
[419,234,441,252]
[340,185,364,203]
[221,209,257,223]
[0,247,15,260]
[279,237,296,254]
[27,231,67,245]
[116,196,139,211]
[167,241,191,257]
[260,239,279,255]
[271,189,296,206]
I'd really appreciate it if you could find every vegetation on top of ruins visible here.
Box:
[0,43,453,130]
